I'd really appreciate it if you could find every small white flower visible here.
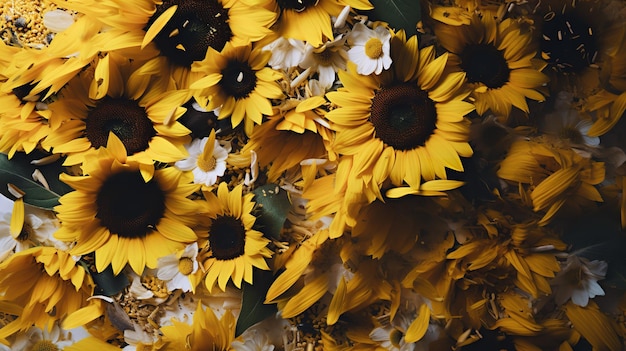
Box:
[175,130,230,187]
[0,196,61,263]
[231,329,275,351]
[542,91,600,147]
[10,323,74,350]
[347,22,392,75]
[263,37,306,71]
[370,313,415,351]
[157,242,200,293]
[551,255,608,307]
[299,35,348,90]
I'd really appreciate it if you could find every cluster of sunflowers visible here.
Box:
[1,0,626,349]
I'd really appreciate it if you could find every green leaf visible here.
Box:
[91,265,130,296]
[235,269,277,337]
[252,183,291,240]
[0,152,72,209]
[562,210,626,289]
[365,0,422,37]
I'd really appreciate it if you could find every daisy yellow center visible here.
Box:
[178,257,194,275]
[31,340,58,351]
[208,215,246,260]
[369,84,437,150]
[364,37,383,59]
[85,97,156,156]
[197,155,217,172]
[149,0,232,67]
[96,171,166,239]
[459,43,510,89]
[220,60,257,100]
[541,11,597,73]
[277,0,318,12]
[389,328,403,348]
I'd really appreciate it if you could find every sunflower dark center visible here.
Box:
[149,0,232,67]
[541,11,598,73]
[85,97,155,155]
[459,43,510,89]
[220,60,257,100]
[208,215,246,260]
[369,84,437,150]
[95,171,166,239]
[277,0,318,12]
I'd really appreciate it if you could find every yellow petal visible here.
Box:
[9,198,24,239]
[142,5,178,49]
[405,304,431,342]
[327,276,347,325]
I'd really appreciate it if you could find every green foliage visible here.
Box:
[252,183,291,240]
[91,264,130,296]
[365,0,422,37]
[0,152,72,209]
[235,269,277,337]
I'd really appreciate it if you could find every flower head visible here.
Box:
[175,129,230,188]
[552,255,607,307]
[347,22,392,75]
[53,134,201,275]
[202,182,273,292]
[191,43,284,136]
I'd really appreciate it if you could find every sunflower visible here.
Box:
[325,31,474,200]
[584,46,626,136]
[53,134,201,275]
[201,182,272,292]
[41,56,192,167]
[160,302,235,351]
[433,10,549,118]
[534,0,626,96]
[190,43,284,136]
[0,42,53,158]
[241,96,332,182]
[46,0,276,88]
[270,0,373,47]
[0,247,102,340]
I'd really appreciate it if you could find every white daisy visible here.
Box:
[551,255,608,307]
[542,91,600,147]
[263,37,306,71]
[370,313,415,351]
[347,22,392,75]
[9,323,75,351]
[156,242,200,293]
[0,196,61,263]
[175,129,230,187]
[299,35,348,90]
[231,328,275,351]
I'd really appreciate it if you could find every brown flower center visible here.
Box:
[208,215,246,260]
[220,60,257,100]
[541,11,598,73]
[85,97,155,155]
[369,84,437,150]
[277,0,318,12]
[96,171,166,238]
[149,0,232,67]
[459,43,510,89]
